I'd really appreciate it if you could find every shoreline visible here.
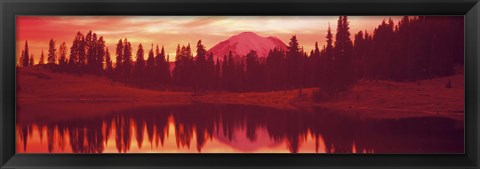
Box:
[17,68,464,121]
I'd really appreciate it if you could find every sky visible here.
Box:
[16,16,402,63]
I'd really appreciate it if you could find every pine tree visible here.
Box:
[20,50,25,67]
[69,32,83,66]
[332,16,354,91]
[47,39,57,64]
[29,55,34,66]
[246,50,259,90]
[123,39,133,78]
[39,50,45,65]
[58,42,68,66]
[105,47,113,73]
[78,35,87,66]
[134,43,146,84]
[146,44,155,84]
[285,35,303,88]
[159,45,171,85]
[95,36,106,73]
[21,41,30,67]
[115,39,124,76]
[194,40,207,89]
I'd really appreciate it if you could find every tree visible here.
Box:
[105,47,113,73]
[158,46,171,85]
[39,50,45,65]
[78,35,87,66]
[333,16,355,91]
[58,42,68,66]
[48,39,57,64]
[134,43,146,84]
[28,54,35,66]
[194,40,207,89]
[115,39,124,77]
[86,31,97,72]
[96,36,106,73]
[285,35,303,89]
[29,55,34,67]
[246,50,261,90]
[69,32,84,66]
[123,39,133,78]
[146,45,155,83]
[21,41,30,67]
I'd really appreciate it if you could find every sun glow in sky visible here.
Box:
[16,16,402,62]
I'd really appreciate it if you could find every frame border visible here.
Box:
[1,0,479,168]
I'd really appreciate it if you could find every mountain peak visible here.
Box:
[207,32,287,61]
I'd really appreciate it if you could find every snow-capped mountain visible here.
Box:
[207,32,287,61]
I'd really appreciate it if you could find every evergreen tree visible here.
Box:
[285,35,303,88]
[78,34,87,66]
[194,40,207,89]
[69,32,83,66]
[146,45,156,83]
[123,39,133,78]
[134,43,146,84]
[58,42,68,66]
[48,38,57,64]
[246,50,260,90]
[115,39,124,76]
[21,41,30,67]
[105,47,113,73]
[39,50,45,65]
[29,55,34,66]
[333,16,355,91]
[96,36,106,73]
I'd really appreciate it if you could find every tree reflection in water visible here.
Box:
[16,104,464,153]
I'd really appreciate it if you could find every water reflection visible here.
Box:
[16,104,464,153]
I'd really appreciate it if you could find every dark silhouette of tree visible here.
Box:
[105,47,113,74]
[123,39,133,79]
[221,51,236,91]
[86,31,97,73]
[245,50,261,90]
[285,35,304,89]
[134,43,146,84]
[58,42,68,66]
[333,16,355,91]
[78,33,87,66]
[146,45,156,84]
[206,52,216,89]
[96,36,106,74]
[115,39,124,78]
[21,41,30,67]
[48,39,57,64]
[266,47,286,90]
[19,50,24,67]
[194,40,208,90]
[39,50,45,65]
[29,55,34,67]
[157,45,171,86]
[173,43,194,88]
[69,32,84,67]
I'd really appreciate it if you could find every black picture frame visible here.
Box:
[1,0,479,168]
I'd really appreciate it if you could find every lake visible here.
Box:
[16,103,464,153]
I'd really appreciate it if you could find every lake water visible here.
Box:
[16,104,464,153]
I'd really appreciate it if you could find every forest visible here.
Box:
[17,16,464,99]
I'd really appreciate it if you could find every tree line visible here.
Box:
[18,16,463,95]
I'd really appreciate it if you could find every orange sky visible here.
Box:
[16,16,402,63]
